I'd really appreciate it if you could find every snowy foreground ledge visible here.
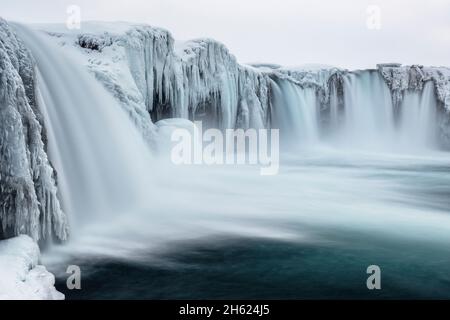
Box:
[0,236,64,300]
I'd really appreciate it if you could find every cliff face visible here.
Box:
[0,19,68,241]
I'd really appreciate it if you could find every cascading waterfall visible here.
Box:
[398,81,438,149]
[339,71,396,150]
[271,78,319,148]
[13,24,154,233]
[324,70,440,151]
[270,71,441,152]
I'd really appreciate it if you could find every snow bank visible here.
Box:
[0,235,63,300]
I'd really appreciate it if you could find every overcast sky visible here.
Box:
[1,0,449,69]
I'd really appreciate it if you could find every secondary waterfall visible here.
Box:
[337,71,439,151]
[13,25,154,232]
[271,78,319,148]
[338,71,396,150]
[398,81,439,149]
[272,70,441,152]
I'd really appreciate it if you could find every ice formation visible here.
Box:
[0,235,63,299]
[39,22,271,135]
[0,19,68,242]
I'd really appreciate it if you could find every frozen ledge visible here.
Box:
[0,235,64,300]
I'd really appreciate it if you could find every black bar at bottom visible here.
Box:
[0,300,446,318]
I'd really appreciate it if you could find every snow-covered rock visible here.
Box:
[0,19,68,241]
[0,235,63,300]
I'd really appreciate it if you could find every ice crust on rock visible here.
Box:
[0,235,64,300]
[0,19,68,241]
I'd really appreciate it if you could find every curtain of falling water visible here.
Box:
[13,24,154,232]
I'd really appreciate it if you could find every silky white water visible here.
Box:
[273,70,441,153]
[13,24,154,233]
[271,79,319,148]
[337,72,439,152]
[399,81,439,149]
[340,71,396,149]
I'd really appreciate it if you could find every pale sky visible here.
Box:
[1,0,449,69]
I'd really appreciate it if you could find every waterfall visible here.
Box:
[9,23,445,248]
[324,70,440,152]
[271,78,319,148]
[13,24,154,232]
[339,71,396,150]
[398,81,438,149]
[269,71,442,152]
